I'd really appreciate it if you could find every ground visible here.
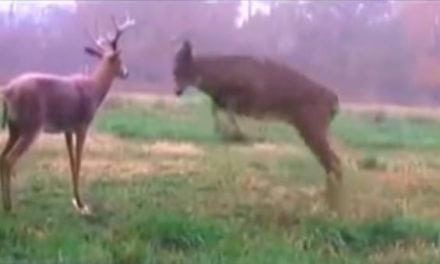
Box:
[2,92,440,263]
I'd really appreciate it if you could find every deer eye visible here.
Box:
[109,54,119,62]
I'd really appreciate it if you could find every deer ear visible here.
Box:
[176,40,193,64]
[84,46,103,59]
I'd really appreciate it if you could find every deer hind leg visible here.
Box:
[71,127,91,215]
[1,122,20,177]
[1,130,39,211]
[293,111,344,214]
[0,122,19,212]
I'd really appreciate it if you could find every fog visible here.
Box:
[0,1,438,105]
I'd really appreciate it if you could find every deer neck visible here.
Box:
[91,61,116,105]
[193,60,218,97]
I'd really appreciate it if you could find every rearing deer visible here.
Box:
[0,15,135,214]
[173,40,344,214]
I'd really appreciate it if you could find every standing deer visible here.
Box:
[173,40,344,213]
[0,15,135,214]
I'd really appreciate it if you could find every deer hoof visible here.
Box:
[72,199,92,215]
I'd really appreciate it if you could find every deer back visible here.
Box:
[3,73,98,132]
[192,55,337,119]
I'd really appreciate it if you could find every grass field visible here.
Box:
[2,92,440,263]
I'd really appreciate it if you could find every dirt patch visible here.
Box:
[142,141,204,157]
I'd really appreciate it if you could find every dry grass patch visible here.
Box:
[38,155,200,181]
[141,140,204,157]
[233,142,304,159]
[110,92,179,105]
[38,157,155,181]
[104,92,186,113]
[342,103,440,121]
[240,173,326,218]
[3,132,129,156]
[0,132,203,181]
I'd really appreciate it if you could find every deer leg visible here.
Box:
[0,160,11,212]
[0,122,20,179]
[211,102,223,135]
[0,122,20,209]
[2,131,38,211]
[226,108,246,141]
[71,127,91,215]
[0,124,19,212]
[1,122,19,158]
[65,132,76,181]
[304,130,343,213]
[294,114,343,215]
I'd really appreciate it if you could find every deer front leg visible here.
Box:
[225,108,246,142]
[304,132,343,214]
[211,101,246,142]
[71,127,91,215]
[65,132,79,213]
[65,132,76,177]
[211,101,223,136]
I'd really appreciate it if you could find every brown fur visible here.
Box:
[173,40,343,213]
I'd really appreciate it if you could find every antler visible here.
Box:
[108,12,136,50]
[84,18,107,50]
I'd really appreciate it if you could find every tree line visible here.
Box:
[0,1,438,105]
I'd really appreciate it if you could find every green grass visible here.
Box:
[96,95,220,143]
[97,93,440,151]
[3,174,440,263]
[333,114,440,150]
[3,93,440,263]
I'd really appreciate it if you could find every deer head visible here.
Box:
[84,13,135,79]
[173,40,201,96]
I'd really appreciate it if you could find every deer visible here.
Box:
[173,40,344,214]
[0,14,135,214]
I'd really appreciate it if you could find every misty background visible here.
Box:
[0,1,438,106]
